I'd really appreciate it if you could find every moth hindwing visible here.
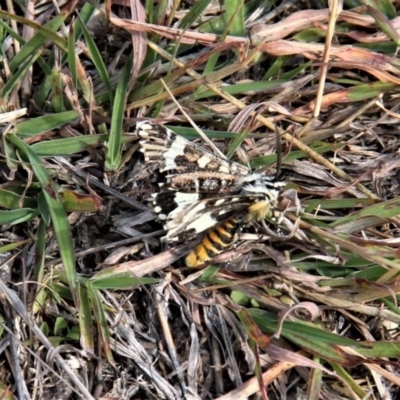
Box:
[136,121,286,265]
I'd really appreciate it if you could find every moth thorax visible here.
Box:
[247,200,272,222]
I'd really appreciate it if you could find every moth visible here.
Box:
[137,121,286,266]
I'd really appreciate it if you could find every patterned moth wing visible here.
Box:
[136,121,286,266]
[137,121,251,175]
[137,120,251,221]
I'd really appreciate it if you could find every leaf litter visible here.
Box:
[0,1,400,399]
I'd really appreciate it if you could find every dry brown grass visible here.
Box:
[1,0,400,399]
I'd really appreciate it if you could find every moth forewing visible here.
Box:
[137,120,250,175]
[161,196,252,243]
[136,121,287,265]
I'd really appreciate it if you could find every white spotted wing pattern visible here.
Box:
[136,121,286,266]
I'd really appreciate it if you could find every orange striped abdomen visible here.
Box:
[185,218,240,267]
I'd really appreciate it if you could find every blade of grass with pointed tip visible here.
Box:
[88,283,114,362]
[226,130,249,160]
[34,71,56,109]
[90,267,159,289]
[347,82,397,102]
[7,134,77,299]
[77,282,94,354]
[77,14,113,105]
[68,19,77,88]
[105,53,133,171]
[251,309,400,361]
[1,12,67,72]
[31,134,108,156]
[331,363,370,399]
[263,56,291,80]
[252,309,355,361]
[195,79,288,100]
[2,133,18,172]
[170,126,239,140]
[0,209,38,224]
[31,135,109,157]
[366,0,396,19]
[179,0,210,28]
[1,51,43,100]
[304,198,377,213]
[15,111,80,137]
[251,142,343,168]
[331,196,400,228]
[37,191,51,226]
[0,240,31,254]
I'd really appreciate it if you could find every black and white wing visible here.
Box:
[162,195,264,243]
[136,121,285,246]
[136,121,250,175]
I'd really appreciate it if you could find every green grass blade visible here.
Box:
[14,111,80,137]
[77,14,113,105]
[77,283,95,354]
[331,197,400,228]
[34,219,47,282]
[88,283,114,362]
[225,0,245,37]
[105,53,133,170]
[1,12,67,72]
[7,134,77,298]
[31,134,109,156]
[68,19,77,88]
[179,0,211,29]
[0,209,38,224]
[226,130,249,159]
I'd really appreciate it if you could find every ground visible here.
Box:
[0,1,400,399]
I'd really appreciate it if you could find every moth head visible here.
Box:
[238,174,286,225]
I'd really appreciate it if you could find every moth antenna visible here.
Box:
[274,124,282,181]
